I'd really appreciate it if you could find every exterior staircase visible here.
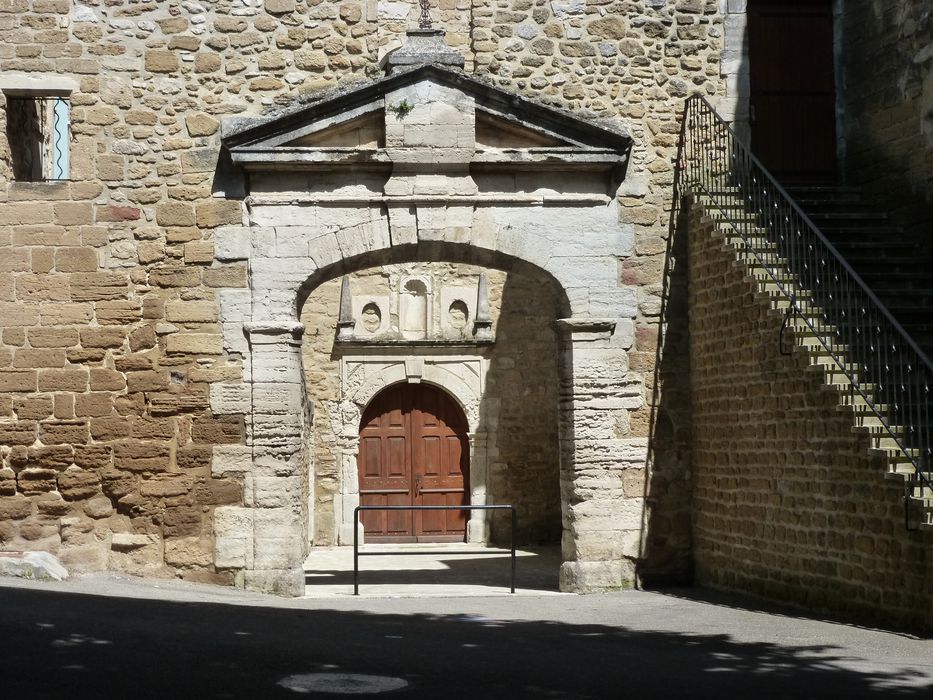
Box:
[676,96,933,533]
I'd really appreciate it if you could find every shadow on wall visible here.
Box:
[839,2,933,242]
[634,1,755,586]
[480,260,564,547]
[638,194,694,586]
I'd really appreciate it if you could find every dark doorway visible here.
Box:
[748,0,837,181]
[357,382,469,542]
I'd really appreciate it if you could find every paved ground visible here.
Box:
[304,544,563,597]
[1,566,932,699]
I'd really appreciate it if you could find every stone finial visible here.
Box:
[419,0,432,30]
[336,276,355,340]
[473,272,493,340]
[384,6,465,75]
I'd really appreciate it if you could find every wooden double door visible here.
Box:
[357,383,469,542]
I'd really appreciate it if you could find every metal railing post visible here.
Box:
[353,505,360,596]
[510,505,517,594]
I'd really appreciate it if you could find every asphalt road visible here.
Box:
[1,575,932,699]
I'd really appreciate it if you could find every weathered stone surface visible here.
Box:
[0,551,68,581]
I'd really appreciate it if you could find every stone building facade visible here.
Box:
[0,0,930,626]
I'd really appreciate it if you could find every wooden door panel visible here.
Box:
[357,383,469,542]
[749,0,836,180]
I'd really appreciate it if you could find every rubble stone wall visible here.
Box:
[0,0,727,584]
[687,201,933,630]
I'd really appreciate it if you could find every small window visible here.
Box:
[5,95,70,181]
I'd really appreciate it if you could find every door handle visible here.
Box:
[415,473,422,494]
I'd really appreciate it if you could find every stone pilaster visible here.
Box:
[239,321,309,596]
[466,431,489,543]
[556,318,645,592]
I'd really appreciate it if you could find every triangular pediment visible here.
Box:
[474,111,568,149]
[285,110,386,149]
[222,65,631,170]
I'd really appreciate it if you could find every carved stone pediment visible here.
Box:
[221,64,631,180]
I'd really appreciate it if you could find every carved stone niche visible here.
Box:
[400,275,431,340]
[336,272,495,345]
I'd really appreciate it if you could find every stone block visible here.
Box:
[38,369,88,392]
[15,274,70,302]
[112,442,171,472]
[0,370,38,392]
[40,421,89,445]
[166,301,218,324]
[219,289,251,322]
[0,420,37,445]
[559,560,628,592]
[157,202,196,227]
[253,532,306,569]
[148,266,202,288]
[74,392,114,418]
[95,301,142,326]
[145,50,178,73]
[165,537,212,568]
[242,567,305,596]
[214,227,252,261]
[40,303,93,326]
[13,395,53,420]
[58,467,101,501]
[184,241,215,264]
[165,333,224,355]
[204,265,248,288]
[210,383,251,415]
[251,476,303,508]
[17,467,59,495]
[197,201,243,228]
[29,328,79,348]
[70,272,129,302]
[79,328,126,349]
[109,533,163,574]
[212,445,253,477]
[191,416,244,444]
[13,349,66,369]
[185,113,220,137]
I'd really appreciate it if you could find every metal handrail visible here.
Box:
[673,94,932,520]
[352,504,517,595]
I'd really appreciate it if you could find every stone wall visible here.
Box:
[300,261,562,547]
[687,200,933,630]
[841,1,933,238]
[0,0,727,583]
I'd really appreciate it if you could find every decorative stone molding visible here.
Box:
[333,353,489,545]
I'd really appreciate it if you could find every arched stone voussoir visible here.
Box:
[296,241,572,319]
[421,364,481,431]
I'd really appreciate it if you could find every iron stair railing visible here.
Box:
[673,94,933,529]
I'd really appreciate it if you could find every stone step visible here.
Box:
[806,211,890,222]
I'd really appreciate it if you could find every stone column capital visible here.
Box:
[555,317,617,340]
[244,321,305,344]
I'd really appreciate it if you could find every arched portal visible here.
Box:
[213,63,645,597]
[358,382,470,542]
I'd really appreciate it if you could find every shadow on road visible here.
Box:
[2,585,932,699]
